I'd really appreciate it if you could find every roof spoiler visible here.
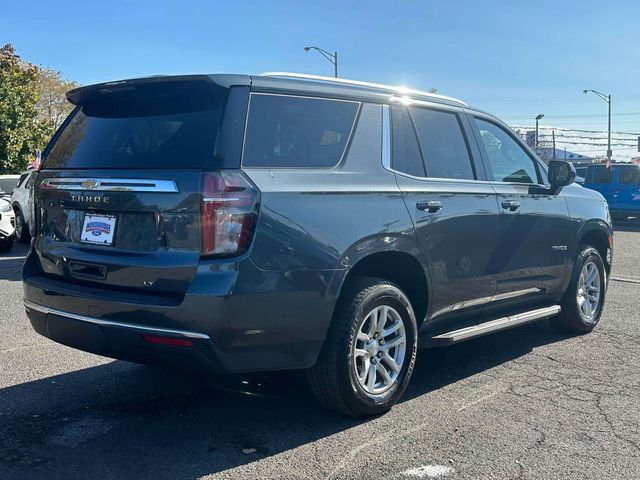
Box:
[66,75,220,106]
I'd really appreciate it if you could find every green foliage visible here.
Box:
[36,67,79,134]
[0,44,77,174]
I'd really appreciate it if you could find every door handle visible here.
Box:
[416,200,442,213]
[501,200,521,211]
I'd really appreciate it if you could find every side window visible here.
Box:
[619,167,640,185]
[243,94,359,168]
[410,107,475,180]
[593,167,613,184]
[391,105,425,177]
[17,173,29,187]
[474,118,540,184]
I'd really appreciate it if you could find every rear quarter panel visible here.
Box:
[239,103,421,353]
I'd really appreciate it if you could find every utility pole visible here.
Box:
[552,130,556,161]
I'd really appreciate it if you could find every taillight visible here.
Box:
[201,171,260,257]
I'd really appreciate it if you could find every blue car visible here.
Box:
[583,163,640,219]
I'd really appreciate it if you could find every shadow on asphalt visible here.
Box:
[0,320,571,479]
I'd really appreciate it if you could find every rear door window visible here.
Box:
[619,167,640,184]
[242,94,359,168]
[391,105,425,177]
[410,107,475,180]
[592,167,613,184]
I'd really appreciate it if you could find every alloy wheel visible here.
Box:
[577,260,601,323]
[352,304,407,396]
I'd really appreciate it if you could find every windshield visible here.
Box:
[0,178,18,195]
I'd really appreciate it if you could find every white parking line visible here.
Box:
[457,390,501,412]
[402,465,455,478]
[610,276,640,285]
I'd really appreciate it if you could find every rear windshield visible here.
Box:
[43,81,227,169]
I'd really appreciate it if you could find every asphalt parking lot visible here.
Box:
[1,223,639,480]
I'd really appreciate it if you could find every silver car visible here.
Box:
[0,174,19,252]
[10,170,35,243]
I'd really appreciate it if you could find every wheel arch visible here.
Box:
[577,221,612,274]
[335,249,430,328]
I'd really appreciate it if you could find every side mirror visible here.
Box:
[548,160,576,195]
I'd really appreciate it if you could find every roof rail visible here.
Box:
[256,72,467,106]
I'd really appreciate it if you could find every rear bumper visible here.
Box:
[25,300,221,372]
[23,257,339,373]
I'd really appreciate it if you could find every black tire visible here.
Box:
[0,238,13,253]
[553,246,606,333]
[13,208,30,243]
[307,277,418,417]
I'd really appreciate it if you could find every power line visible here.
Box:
[536,140,636,147]
[512,125,640,136]
[502,112,640,119]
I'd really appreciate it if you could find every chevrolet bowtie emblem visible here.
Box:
[81,179,100,190]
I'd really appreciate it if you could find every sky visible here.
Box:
[3,0,640,160]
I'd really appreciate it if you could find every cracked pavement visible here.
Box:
[1,222,639,479]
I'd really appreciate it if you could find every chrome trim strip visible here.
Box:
[40,178,179,193]
[382,105,391,170]
[257,72,467,106]
[202,196,242,203]
[24,300,210,340]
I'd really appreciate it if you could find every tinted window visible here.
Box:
[475,118,539,184]
[391,105,425,177]
[410,108,475,180]
[619,167,640,185]
[243,94,358,168]
[592,167,613,184]
[43,85,226,169]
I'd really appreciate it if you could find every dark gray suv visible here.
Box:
[23,73,612,416]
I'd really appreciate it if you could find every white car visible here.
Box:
[0,175,19,252]
[10,170,35,243]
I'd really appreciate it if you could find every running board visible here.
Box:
[427,305,561,346]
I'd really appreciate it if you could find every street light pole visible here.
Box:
[583,89,612,164]
[535,113,544,152]
[304,46,338,78]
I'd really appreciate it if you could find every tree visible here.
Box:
[36,67,79,133]
[0,44,48,173]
